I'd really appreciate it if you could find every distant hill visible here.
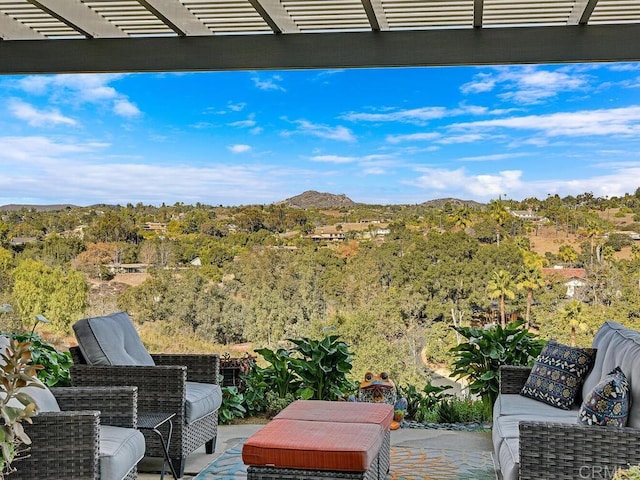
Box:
[0,204,77,212]
[421,198,485,208]
[280,191,356,209]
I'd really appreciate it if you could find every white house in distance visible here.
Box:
[542,266,587,298]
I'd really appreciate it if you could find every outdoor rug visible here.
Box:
[194,440,496,480]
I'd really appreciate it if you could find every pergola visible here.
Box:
[1,0,640,75]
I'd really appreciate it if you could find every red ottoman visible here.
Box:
[242,401,393,480]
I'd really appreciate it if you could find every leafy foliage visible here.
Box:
[288,334,354,401]
[397,382,453,422]
[218,384,246,424]
[3,333,71,387]
[450,321,544,414]
[0,338,42,478]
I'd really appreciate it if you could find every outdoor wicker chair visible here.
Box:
[69,311,222,477]
[17,386,144,480]
[1,334,144,480]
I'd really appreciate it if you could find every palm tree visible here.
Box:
[578,220,602,265]
[487,270,516,327]
[449,207,472,231]
[561,299,587,347]
[517,265,545,330]
[488,199,510,246]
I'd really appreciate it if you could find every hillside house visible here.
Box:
[542,266,587,298]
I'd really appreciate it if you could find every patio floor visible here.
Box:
[137,423,494,479]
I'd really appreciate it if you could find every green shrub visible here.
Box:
[614,466,640,479]
[437,397,489,424]
[4,333,72,387]
[288,333,355,401]
[218,384,246,424]
[397,382,453,421]
[265,391,295,418]
[450,321,544,416]
[241,365,269,417]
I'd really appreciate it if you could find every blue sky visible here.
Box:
[2,62,640,206]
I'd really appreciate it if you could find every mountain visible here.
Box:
[0,204,77,212]
[421,198,485,208]
[280,191,356,209]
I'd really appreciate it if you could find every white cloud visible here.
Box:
[458,153,530,162]
[461,66,590,104]
[8,99,76,127]
[252,74,285,92]
[0,135,302,206]
[113,99,141,118]
[407,167,524,199]
[229,114,257,128]
[343,106,448,124]
[228,144,252,154]
[386,132,441,144]
[283,120,356,142]
[310,155,356,164]
[14,74,141,118]
[451,106,640,138]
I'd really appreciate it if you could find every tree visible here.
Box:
[487,270,516,327]
[517,265,545,329]
[558,244,578,264]
[12,259,88,334]
[488,199,510,246]
[560,299,588,347]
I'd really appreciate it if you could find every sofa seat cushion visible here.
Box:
[73,312,155,366]
[578,366,630,427]
[520,340,596,409]
[185,381,222,424]
[498,437,520,480]
[494,393,580,419]
[582,321,640,427]
[492,410,578,461]
[242,419,384,472]
[100,425,145,480]
[274,400,394,430]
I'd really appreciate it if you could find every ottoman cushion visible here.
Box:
[274,400,394,430]
[242,419,384,472]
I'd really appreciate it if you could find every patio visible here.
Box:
[138,423,494,479]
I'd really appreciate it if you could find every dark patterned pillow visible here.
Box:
[578,367,629,427]
[520,340,596,409]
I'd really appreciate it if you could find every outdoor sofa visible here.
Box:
[493,321,640,480]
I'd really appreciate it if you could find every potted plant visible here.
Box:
[0,337,42,478]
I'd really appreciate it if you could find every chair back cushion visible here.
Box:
[73,311,155,366]
[0,335,61,412]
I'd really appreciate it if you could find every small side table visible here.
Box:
[138,412,179,480]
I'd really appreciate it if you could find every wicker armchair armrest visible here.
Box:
[499,366,532,394]
[519,421,640,480]
[151,353,220,384]
[52,386,138,428]
[18,410,100,480]
[71,364,187,416]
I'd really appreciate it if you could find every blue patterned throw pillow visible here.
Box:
[520,340,596,409]
[578,367,629,427]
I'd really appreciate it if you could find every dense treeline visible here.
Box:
[2,189,640,384]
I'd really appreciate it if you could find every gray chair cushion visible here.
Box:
[582,321,640,427]
[100,425,145,480]
[73,312,155,366]
[0,335,61,412]
[497,437,520,480]
[185,381,223,424]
